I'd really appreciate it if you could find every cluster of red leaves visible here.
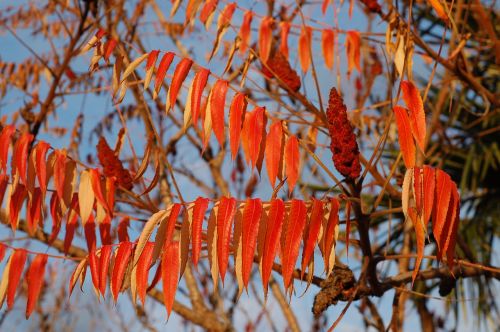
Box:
[326,88,361,179]
[404,166,460,284]
[96,137,133,190]
[0,246,48,319]
[261,50,301,92]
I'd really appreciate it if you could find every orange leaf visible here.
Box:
[189,68,210,127]
[154,52,175,98]
[241,198,262,288]
[0,174,7,207]
[401,81,426,153]
[322,29,335,70]
[167,58,193,112]
[191,197,210,267]
[49,191,63,243]
[281,199,307,290]
[25,253,48,318]
[111,241,133,302]
[98,244,112,296]
[393,106,416,168]
[259,17,273,62]
[12,132,33,185]
[432,169,452,255]
[0,243,6,263]
[301,199,324,276]
[136,241,154,305]
[90,168,108,213]
[217,196,237,283]
[285,135,300,192]
[229,93,247,160]
[346,31,361,77]
[210,79,229,146]
[0,125,16,173]
[260,199,285,297]
[413,167,423,215]
[298,26,312,72]
[69,258,87,298]
[265,121,283,188]
[7,249,27,310]
[239,11,253,54]
[26,188,43,234]
[162,241,180,318]
[429,0,449,23]
[63,195,79,254]
[279,22,291,59]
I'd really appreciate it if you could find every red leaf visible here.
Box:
[281,199,307,290]
[322,29,335,70]
[99,218,111,245]
[53,149,67,200]
[346,31,361,77]
[0,243,6,263]
[413,167,423,214]
[7,249,27,310]
[423,166,436,226]
[144,50,160,90]
[0,125,16,173]
[301,199,324,275]
[25,253,48,318]
[259,17,273,62]
[0,174,8,207]
[217,2,236,29]
[345,197,352,256]
[162,241,180,317]
[103,38,117,62]
[241,198,262,288]
[33,141,50,198]
[279,22,291,59]
[191,197,210,267]
[118,217,130,242]
[285,135,300,192]
[239,11,253,54]
[229,93,247,160]
[167,58,193,112]
[393,106,416,168]
[298,26,312,72]
[440,180,459,261]
[154,52,175,98]
[401,81,426,153]
[190,68,210,127]
[84,216,96,253]
[210,79,229,146]
[9,183,27,231]
[64,195,79,254]
[165,203,182,244]
[265,121,283,188]
[446,185,460,268]
[136,242,155,305]
[88,249,100,296]
[217,196,237,283]
[432,169,452,254]
[241,107,265,169]
[261,199,285,296]
[98,245,112,296]
[111,241,133,302]
[12,132,33,185]
[322,0,331,13]
[27,188,43,234]
[199,0,218,27]
[90,168,108,213]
